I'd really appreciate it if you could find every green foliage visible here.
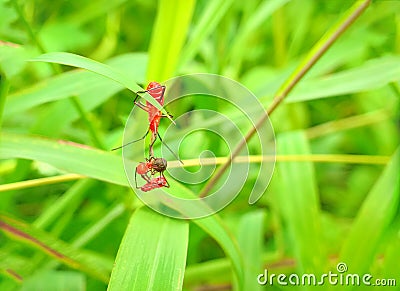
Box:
[1,0,399,290]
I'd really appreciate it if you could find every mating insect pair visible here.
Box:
[113,82,180,192]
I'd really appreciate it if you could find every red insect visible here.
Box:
[133,82,166,156]
[135,156,169,191]
[112,82,181,162]
[140,176,169,192]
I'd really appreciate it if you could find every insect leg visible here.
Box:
[111,127,150,151]
[161,172,170,188]
[148,131,158,158]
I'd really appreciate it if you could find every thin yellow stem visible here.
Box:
[307,110,389,139]
[168,154,390,168]
[0,174,85,192]
[0,153,388,192]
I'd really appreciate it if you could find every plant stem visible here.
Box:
[0,174,84,192]
[199,0,371,198]
[306,110,389,139]
[167,154,390,168]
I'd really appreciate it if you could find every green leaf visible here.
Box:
[30,52,166,113]
[0,132,244,288]
[147,0,195,81]
[132,180,245,289]
[237,210,265,291]
[5,53,147,119]
[340,148,400,273]
[0,214,111,282]
[0,132,130,186]
[107,207,188,291]
[287,56,400,102]
[274,131,326,273]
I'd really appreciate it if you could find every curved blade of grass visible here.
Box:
[147,0,195,81]
[0,132,129,186]
[339,148,400,274]
[107,207,188,291]
[275,131,326,273]
[237,210,265,291]
[0,214,111,282]
[30,52,170,118]
[5,53,147,119]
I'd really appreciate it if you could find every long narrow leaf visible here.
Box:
[147,0,195,81]
[5,53,147,118]
[107,207,188,291]
[0,214,111,282]
[340,148,400,273]
[237,210,265,291]
[275,131,326,273]
[0,132,129,186]
[30,52,167,114]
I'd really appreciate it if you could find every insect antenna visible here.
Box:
[157,132,184,165]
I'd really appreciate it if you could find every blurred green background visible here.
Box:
[0,0,399,290]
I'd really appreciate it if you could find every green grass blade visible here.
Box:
[147,0,195,81]
[0,132,129,186]
[339,148,400,273]
[237,210,265,291]
[33,180,96,229]
[0,214,111,282]
[275,131,326,273]
[5,53,147,118]
[107,207,188,291]
[71,202,125,248]
[179,0,234,67]
[6,53,147,142]
[144,180,245,288]
[287,56,400,102]
[31,52,166,113]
